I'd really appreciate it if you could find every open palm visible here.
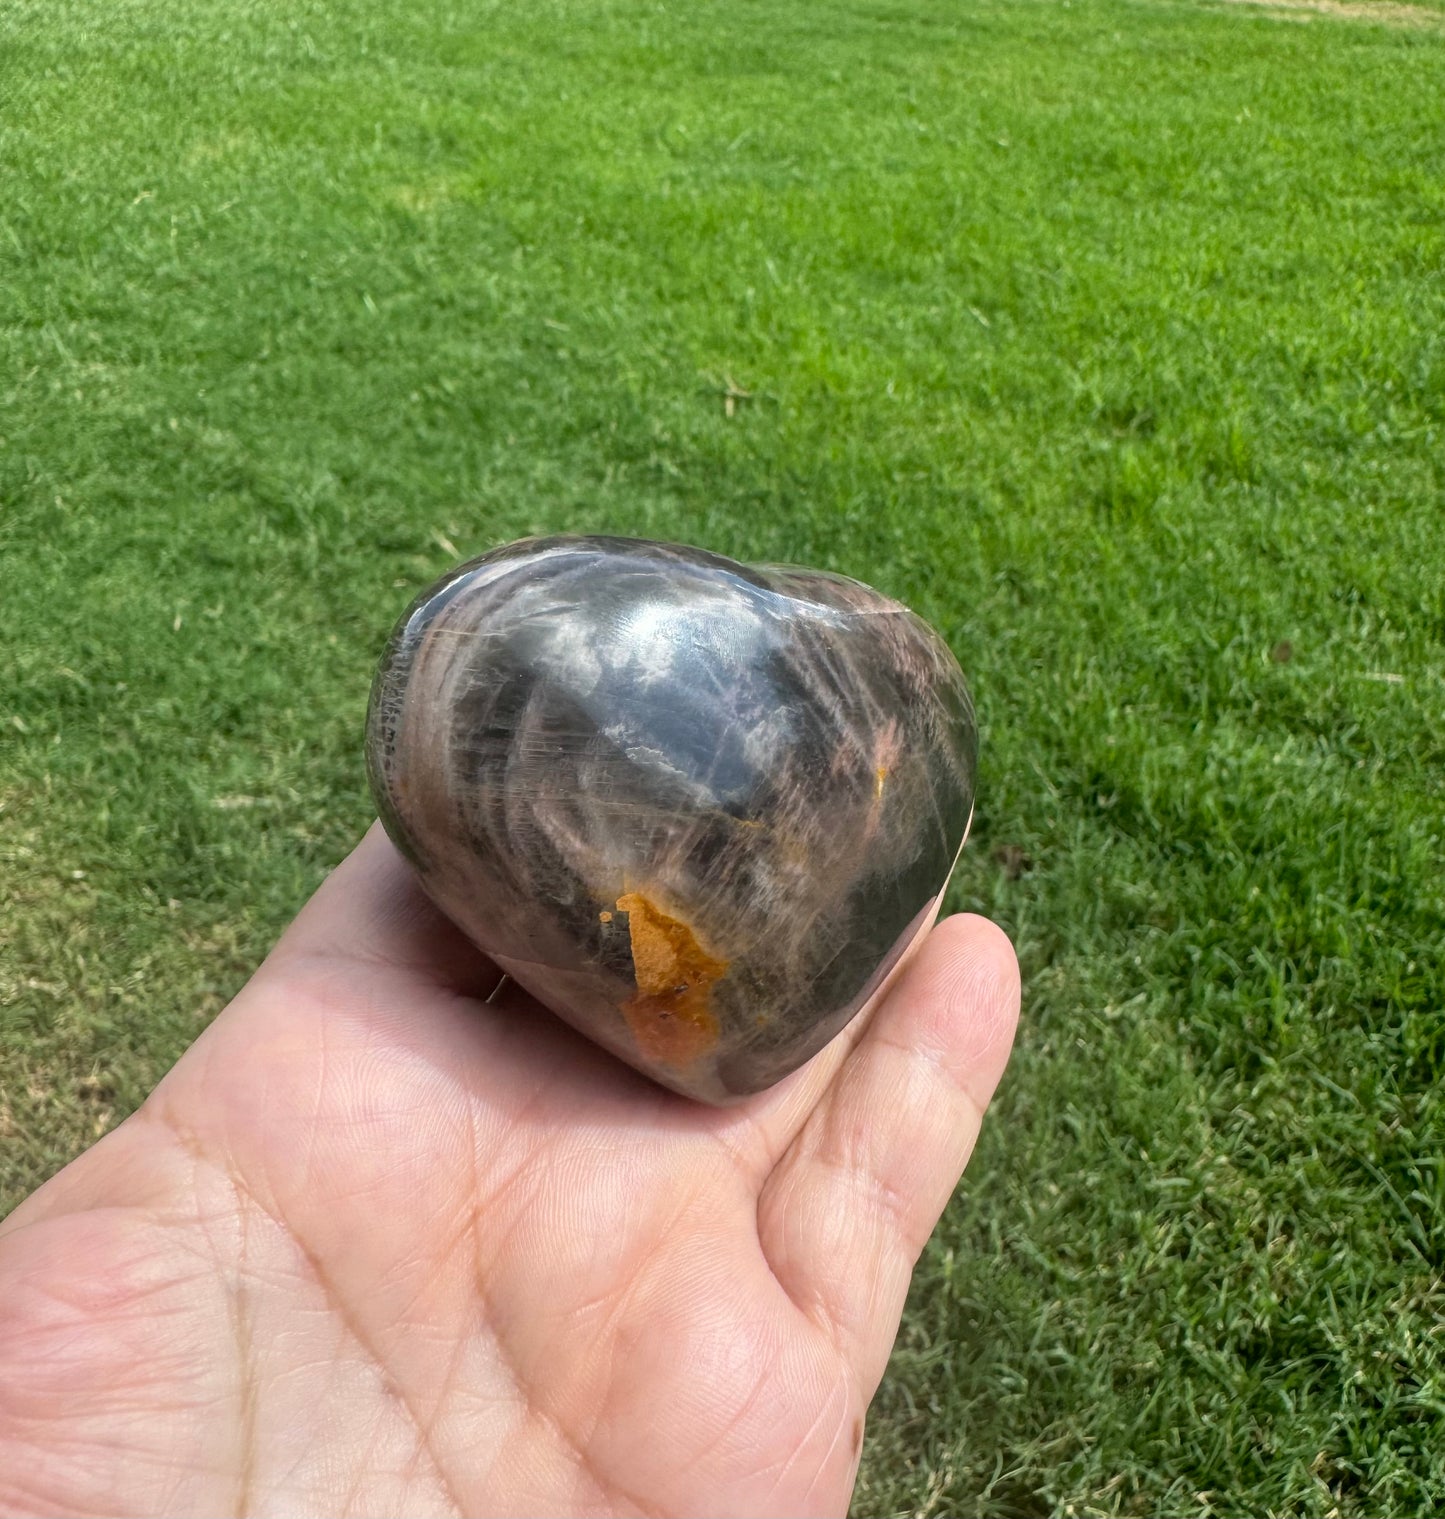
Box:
[0,826,1018,1517]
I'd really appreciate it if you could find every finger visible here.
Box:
[265,822,504,996]
[755,914,1019,1392]
[715,894,946,1178]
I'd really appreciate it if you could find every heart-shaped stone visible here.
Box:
[366,536,977,1103]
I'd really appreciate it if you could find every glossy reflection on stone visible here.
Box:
[366,536,977,1103]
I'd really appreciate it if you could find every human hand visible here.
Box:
[0,825,1018,1517]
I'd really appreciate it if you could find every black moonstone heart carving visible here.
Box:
[366,536,977,1104]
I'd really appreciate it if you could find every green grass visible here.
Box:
[3,0,1443,1511]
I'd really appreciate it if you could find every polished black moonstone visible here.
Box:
[366,536,977,1103]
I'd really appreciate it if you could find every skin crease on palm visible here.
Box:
[0,825,1019,1518]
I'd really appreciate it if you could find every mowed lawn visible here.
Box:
[3,0,1443,1512]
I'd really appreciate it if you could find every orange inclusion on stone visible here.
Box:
[616,891,726,1068]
